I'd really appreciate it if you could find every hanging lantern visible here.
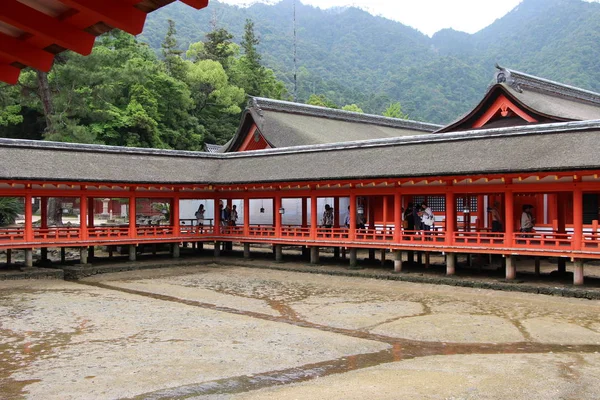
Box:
[279,207,285,215]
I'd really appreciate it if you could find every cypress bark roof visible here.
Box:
[223,97,442,152]
[439,66,600,132]
[1,120,599,185]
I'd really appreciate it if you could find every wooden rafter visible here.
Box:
[0,0,210,84]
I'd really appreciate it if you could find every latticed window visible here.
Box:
[412,196,445,212]
[456,197,479,213]
[411,196,479,213]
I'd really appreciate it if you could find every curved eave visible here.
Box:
[0,0,209,85]
[436,84,571,133]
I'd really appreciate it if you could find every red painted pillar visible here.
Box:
[301,197,308,228]
[476,195,484,231]
[394,192,402,243]
[25,192,33,241]
[382,195,388,230]
[214,197,221,232]
[128,192,136,239]
[505,191,514,246]
[40,197,48,230]
[79,193,88,240]
[349,193,357,241]
[445,191,455,245]
[88,197,95,229]
[573,188,583,250]
[172,193,180,236]
[275,195,282,237]
[310,194,318,239]
[243,197,250,236]
[333,197,340,228]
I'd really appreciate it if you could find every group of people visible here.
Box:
[218,203,238,227]
[194,202,239,229]
[196,200,534,234]
[403,202,435,231]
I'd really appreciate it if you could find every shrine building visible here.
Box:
[1,1,600,286]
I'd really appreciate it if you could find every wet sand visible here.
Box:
[1,264,600,399]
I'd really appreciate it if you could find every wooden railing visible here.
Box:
[510,232,573,249]
[247,225,276,237]
[180,225,215,236]
[583,233,600,250]
[88,226,130,239]
[3,223,600,257]
[0,227,25,242]
[281,226,311,238]
[453,231,505,246]
[34,227,81,241]
[136,226,174,237]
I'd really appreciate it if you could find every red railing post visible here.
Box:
[24,192,33,242]
[275,195,282,238]
[80,191,88,240]
[349,193,356,241]
[172,192,180,236]
[394,191,402,243]
[128,189,136,239]
[445,191,455,245]
[573,187,583,251]
[243,197,250,236]
[505,190,514,247]
[310,194,317,240]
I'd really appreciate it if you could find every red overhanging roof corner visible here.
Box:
[0,0,210,85]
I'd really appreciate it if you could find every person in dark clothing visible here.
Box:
[404,202,415,230]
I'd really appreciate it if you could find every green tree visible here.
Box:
[0,197,22,226]
[307,94,338,109]
[383,102,409,119]
[342,104,364,113]
[161,20,186,80]
[0,84,23,127]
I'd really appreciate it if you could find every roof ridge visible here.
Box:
[250,97,442,132]
[495,65,600,105]
[224,119,600,158]
[3,120,600,160]
[0,138,219,159]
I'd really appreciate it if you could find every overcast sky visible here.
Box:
[217,0,526,36]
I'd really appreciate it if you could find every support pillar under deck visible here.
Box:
[393,250,403,273]
[80,247,88,265]
[310,247,319,265]
[214,242,221,258]
[243,243,251,259]
[505,255,516,280]
[129,245,136,262]
[275,245,283,263]
[24,249,33,268]
[349,248,359,269]
[574,260,584,286]
[172,243,180,258]
[446,253,456,276]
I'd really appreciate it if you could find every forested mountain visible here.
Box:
[141,0,600,124]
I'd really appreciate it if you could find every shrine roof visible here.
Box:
[439,66,600,132]
[1,120,599,185]
[223,97,442,152]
